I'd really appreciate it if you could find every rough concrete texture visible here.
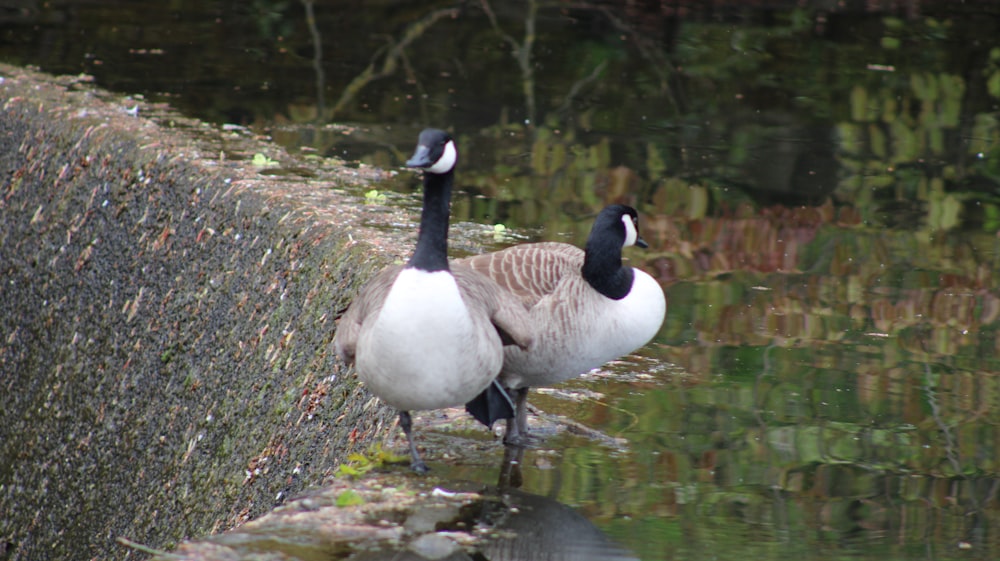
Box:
[0,64,417,560]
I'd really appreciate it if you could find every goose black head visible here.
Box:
[593,205,648,249]
[406,128,458,175]
[581,205,649,299]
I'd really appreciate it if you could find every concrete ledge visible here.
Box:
[0,64,407,560]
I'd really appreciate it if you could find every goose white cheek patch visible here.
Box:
[621,214,638,247]
[427,140,457,174]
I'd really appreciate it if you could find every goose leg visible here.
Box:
[503,387,534,446]
[398,410,429,473]
[515,387,530,435]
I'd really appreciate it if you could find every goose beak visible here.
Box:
[635,236,649,249]
[406,144,432,168]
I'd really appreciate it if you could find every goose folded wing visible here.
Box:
[452,266,534,351]
[455,242,583,307]
[332,265,403,364]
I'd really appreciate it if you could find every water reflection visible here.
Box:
[7,2,999,231]
[431,369,1000,561]
[345,448,637,561]
[476,490,639,560]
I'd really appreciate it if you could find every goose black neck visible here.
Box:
[407,171,452,272]
[582,229,634,300]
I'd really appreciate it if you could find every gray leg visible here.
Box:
[398,410,429,474]
[515,386,530,435]
[503,387,533,446]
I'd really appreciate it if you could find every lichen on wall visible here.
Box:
[0,65,404,561]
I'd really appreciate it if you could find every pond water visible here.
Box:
[4,1,1000,560]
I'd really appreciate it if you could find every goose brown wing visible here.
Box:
[455,242,583,307]
[452,267,534,351]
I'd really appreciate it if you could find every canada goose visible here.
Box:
[459,205,666,444]
[333,128,533,472]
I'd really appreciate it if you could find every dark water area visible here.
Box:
[4,1,1000,560]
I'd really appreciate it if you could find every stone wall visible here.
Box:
[0,65,403,560]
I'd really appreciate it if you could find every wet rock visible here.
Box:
[157,475,482,560]
[405,533,467,560]
[148,473,638,561]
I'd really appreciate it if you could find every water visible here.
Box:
[4,1,1000,560]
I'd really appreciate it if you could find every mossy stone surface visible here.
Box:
[0,64,408,561]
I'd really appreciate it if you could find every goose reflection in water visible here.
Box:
[475,449,638,561]
[346,447,637,561]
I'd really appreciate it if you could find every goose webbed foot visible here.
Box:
[502,430,538,447]
[398,410,430,474]
[502,417,541,447]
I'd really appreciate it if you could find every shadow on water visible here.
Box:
[458,447,639,561]
[417,447,640,561]
[350,471,639,561]
[4,1,1000,560]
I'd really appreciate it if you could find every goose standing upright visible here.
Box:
[334,128,533,472]
[459,205,666,444]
